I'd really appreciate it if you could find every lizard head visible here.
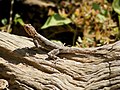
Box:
[24,24,37,37]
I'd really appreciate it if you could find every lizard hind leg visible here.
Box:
[47,49,60,60]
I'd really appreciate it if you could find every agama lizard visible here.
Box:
[23,24,102,59]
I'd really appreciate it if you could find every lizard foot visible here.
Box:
[47,49,61,60]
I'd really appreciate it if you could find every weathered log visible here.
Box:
[0,31,120,90]
[24,0,55,7]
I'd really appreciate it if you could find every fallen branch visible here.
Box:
[0,32,120,90]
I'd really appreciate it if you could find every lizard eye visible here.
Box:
[24,25,29,29]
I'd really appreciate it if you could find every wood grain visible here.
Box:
[0,32,120,90]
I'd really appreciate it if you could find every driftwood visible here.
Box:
[0,31,120,90]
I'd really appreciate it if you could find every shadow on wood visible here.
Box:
[0,32,120,90]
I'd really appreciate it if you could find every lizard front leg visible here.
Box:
[47,49,60,60]
[32,38,46,51]
[33,38,41,48]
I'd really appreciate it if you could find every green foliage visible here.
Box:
[41,13,72,29]
[112,0,120,39]
[42,1,118,47]
[112,0,120,14]
[92,3,100,11]
[1,18,7,25]
[0,18,8,31]
[14,14,24,25]
[96,14,106,23]
[0,14,24,32]
[74,1,118,47]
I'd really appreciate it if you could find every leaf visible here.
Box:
[112,0,120,14]
[14,14,24,25]
[16,18,24,25]
[92,3,100,11]
[97,14,106,23]
[1,18,7,25]
[101,9,108,16]
[41,13,72,29]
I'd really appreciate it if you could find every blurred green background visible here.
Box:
[0,0,120,47]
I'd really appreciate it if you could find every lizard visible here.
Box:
[23,24,104,59]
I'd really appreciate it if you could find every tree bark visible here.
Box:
[0,31,120,90]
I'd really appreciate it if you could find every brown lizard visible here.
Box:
[23,24,103,59]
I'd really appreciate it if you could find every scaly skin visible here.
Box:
[24,24,104,59]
